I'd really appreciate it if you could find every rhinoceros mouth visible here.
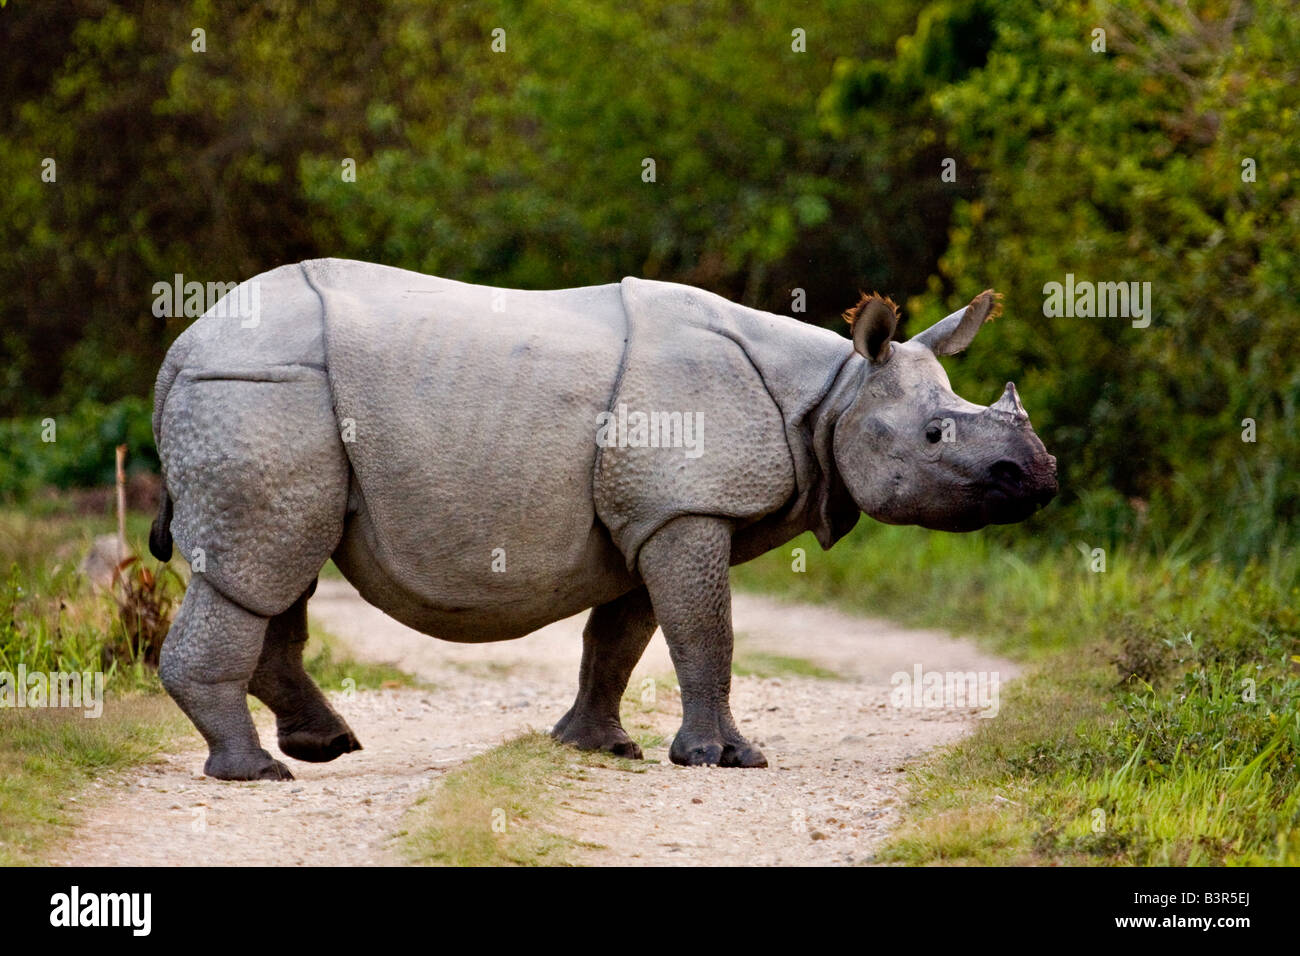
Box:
[982,470,1058,525]
[984,489,1044,524]
[906,474,1055,532]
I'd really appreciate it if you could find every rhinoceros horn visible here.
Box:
[990,381,1029,421]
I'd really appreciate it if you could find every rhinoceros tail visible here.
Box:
[149,326,194,564]
[149,488,174,561]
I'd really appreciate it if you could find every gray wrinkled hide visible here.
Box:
[152,258,1055,778]
[156,260,854,636]
[598,277,854,564]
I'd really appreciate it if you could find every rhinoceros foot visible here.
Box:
[279,727,364,764]
[204,749,295,782]
[721,741,769,768]
[553,720,644,761]
[669,734,768,769]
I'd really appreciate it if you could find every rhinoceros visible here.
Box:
[149,258,1056,780]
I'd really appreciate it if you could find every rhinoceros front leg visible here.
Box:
[638,515,768,768]
[248,584,363,764]
[552,587,656,759]
[160,575,293,781]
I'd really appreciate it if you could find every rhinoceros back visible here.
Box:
[303,259,632,635]
[595,277,852,567]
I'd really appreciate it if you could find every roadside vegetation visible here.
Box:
[0,507,411,864]
[733,522,1300,865]
[1,0,1295,868]
[0,696,190,867]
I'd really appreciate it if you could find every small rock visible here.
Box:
[79,534,128,590]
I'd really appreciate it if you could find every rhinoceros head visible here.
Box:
[832,290,1057,532]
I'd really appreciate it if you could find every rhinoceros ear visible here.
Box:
[911,289,1002,356]
[844,292,900,364]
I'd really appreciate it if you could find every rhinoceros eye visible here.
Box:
[925,424,943,444]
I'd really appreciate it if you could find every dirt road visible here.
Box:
[62,580,1015,866]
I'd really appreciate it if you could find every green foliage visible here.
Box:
[292,0,932,302]
[0,0,923,417]
[0,510,170,693]
[1,0,1295,558]
[0,398,156,500]
[821,0,1299,557]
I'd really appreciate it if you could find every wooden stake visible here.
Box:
[115,444,128,563]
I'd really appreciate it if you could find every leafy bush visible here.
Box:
[0,510,174,693]
[2,0,1294,561]
[0,397,157,500]
[822,0,1300,558]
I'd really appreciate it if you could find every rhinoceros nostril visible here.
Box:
[989,460,1024,487]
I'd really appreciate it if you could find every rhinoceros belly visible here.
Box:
[305,259,638,641]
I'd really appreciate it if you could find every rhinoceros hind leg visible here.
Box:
[552,586,655,760]
[638,516,768,769]
[248,585,363,764]
[160,575,293,781]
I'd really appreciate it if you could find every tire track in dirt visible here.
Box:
[62,580,1016,866]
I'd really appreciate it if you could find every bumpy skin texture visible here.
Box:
[638,516,768,767]
[248,584,362,764]
[596,277,853,564]
[159,574,294,781]
[552,586,657,759]
[153,259,1056,778]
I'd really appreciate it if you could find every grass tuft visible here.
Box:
[0,696,191,865]
[403,732,641,866]
[731,649,842,681]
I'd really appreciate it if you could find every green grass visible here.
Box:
[731,648,842,681]
[401,731,643,866]
[0,506,421,864]
[732,522,1300,865]
[304,623,421,691]
[0,509,200,863]
[0,509,176,693]
[0,695,192,865]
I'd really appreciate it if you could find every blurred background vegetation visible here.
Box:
[1,0,1296,559]
[1,0,1297,865]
